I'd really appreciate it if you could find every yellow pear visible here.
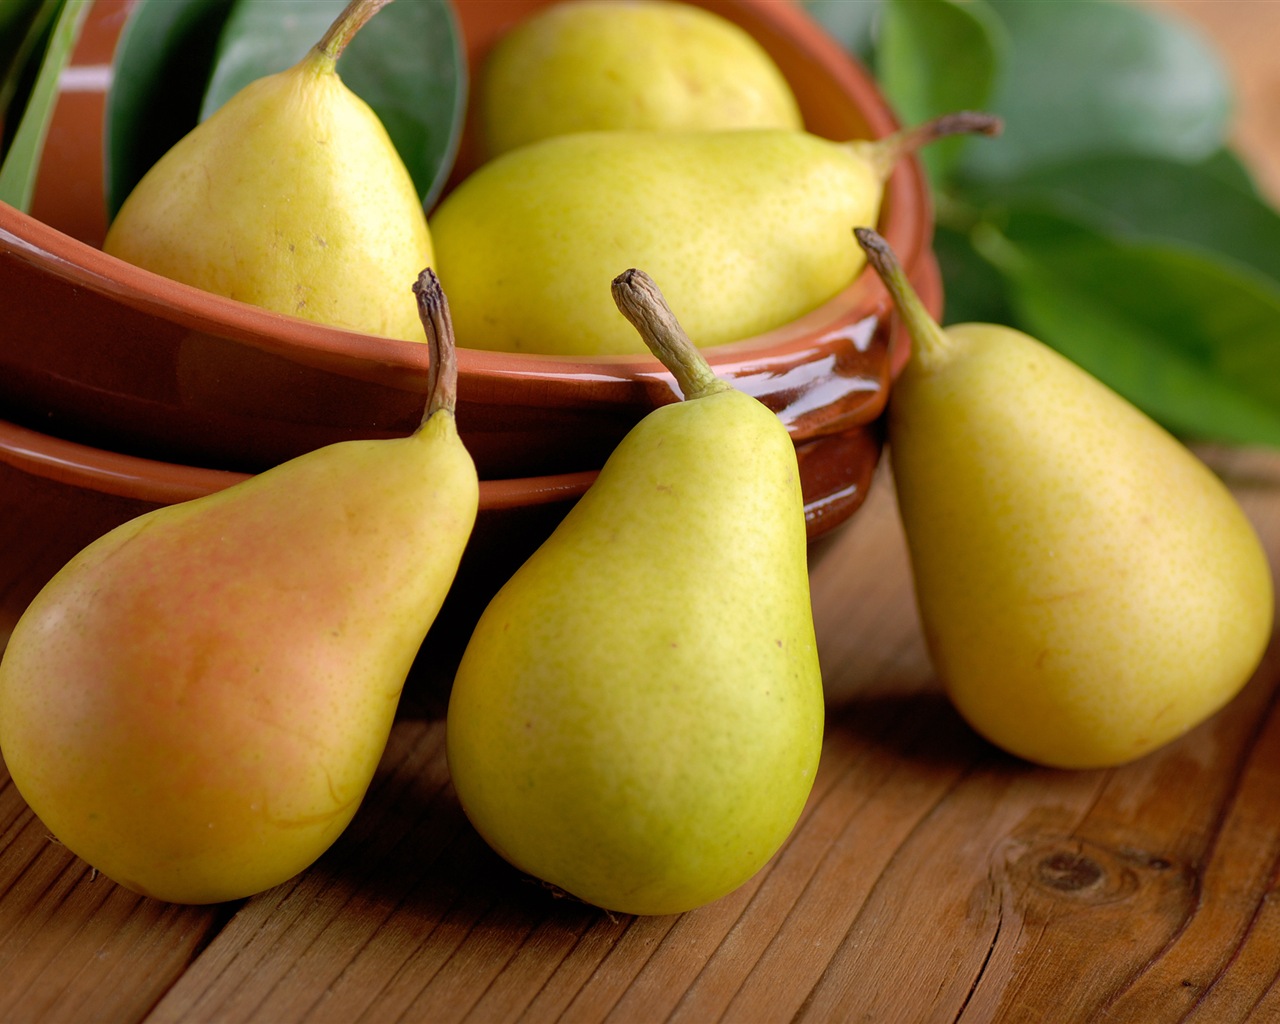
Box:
[0,271,477,903]
[429,112,999,355]
[446,269,824,915]
[856,227,1274,769]
[103,0,433,342]
[479,0,802,159]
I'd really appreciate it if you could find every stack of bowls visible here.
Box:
[0,0,941,661]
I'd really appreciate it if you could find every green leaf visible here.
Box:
[874,0,1003,185]
[199,0,466,208]
[1197,148,1263,198]
[933,221,1014,327]
[975,210,1280,448]
[0,0,43,56]
[958,0,1232,184]
[974,154,1280,287]
[104,0,233,219]
[0,0,45,101]
[1,0,55,151]
[0,0,90,212]
[799,0,880,64]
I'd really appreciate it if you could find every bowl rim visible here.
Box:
[7,0,928,395]
[0,413,597,511]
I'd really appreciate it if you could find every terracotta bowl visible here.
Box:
[0,0,940,655]
[0,414,883,675]
[6,0,937,479]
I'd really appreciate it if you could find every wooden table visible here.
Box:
[6,3,1280,1021]
[6,448,1280,1023]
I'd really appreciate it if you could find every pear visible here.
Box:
[478,0,802,159]
[445,269,824,916]
[103,0,433,342]
[0,270,478,903]
[855,227,1274,769]
[429,112,999,355]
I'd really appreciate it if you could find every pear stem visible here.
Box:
[413,268,459,423]
[313,0,393,65]
[611,269,731,402]
[861,111,1003,180]
[854,228,953,371]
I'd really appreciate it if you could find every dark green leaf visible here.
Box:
[0,0,46,105]
[799,0,880,64]
[0,0,43,59]
[974,211,1280,448]
[1008,271,1280,449]
[104,0,232,219]
[958,0,1232,183]
[1,0,56,153]
[1196,148,1263,198]
[933,221,1014,327]
[874,0,1003,186]
[199,0,466,208]
[0,0,89,212]
[973,154,1280,287]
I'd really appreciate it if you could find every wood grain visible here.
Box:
[3,2,1280,1021]
[3,448,1277,1023]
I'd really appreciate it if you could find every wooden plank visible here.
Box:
[143,721,463,1022]
[2,445,1273,1024]
[1104,650,1280,1021]
[0,764,229,1023]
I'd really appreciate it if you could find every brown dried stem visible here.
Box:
[854,227,952,370]
[315,0,394,64]
[413,268,459,422]
[611,269,730,402]
[864,111,1003,179]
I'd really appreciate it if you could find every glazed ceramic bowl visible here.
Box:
[0,413,883,674]
[4,0,938,486]
[0,414,573,666]
[0,0,941,670]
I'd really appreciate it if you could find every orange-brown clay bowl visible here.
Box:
[5,0,939,489]
[0,413,885,676]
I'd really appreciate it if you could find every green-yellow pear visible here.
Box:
[855,227,1274,770]
[446,269,824,916]
[429,112,999,355]
[103,0,433,342]
[0,270,477,903]
[479,0,803,159]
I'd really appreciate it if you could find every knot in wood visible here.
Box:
[1001,835,1147,910]
[1037,851,1104,892]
